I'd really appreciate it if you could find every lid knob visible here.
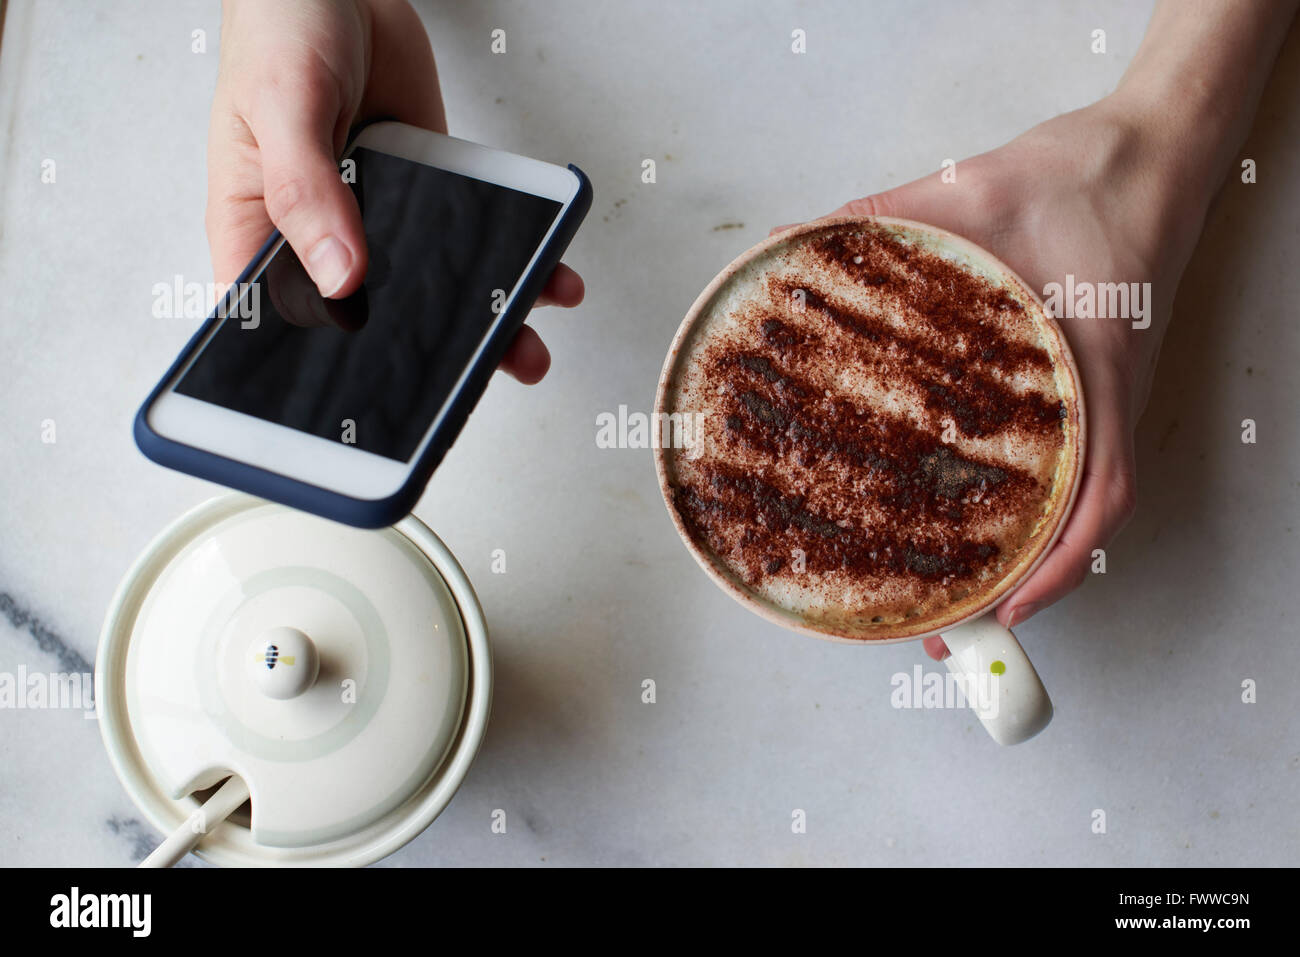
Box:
[247,626,320,700]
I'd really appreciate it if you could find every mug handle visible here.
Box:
[941,613,1052,745]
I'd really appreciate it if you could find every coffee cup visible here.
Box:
[654,216,1085,745]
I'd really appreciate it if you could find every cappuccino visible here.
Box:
[655,218,1083,641]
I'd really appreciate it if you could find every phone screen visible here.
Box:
[173,146,563,462]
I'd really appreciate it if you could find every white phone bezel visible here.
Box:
[146,122,582,500]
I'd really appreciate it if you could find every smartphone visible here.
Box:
[136,121,592,528]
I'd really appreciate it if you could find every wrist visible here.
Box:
[1101,84,1226,199]
[1085,93,1216,275]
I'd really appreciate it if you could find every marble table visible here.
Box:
[1,0,1296,867]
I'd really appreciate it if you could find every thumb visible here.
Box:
[772,170,965,238]
[252,105,367,300]
[824,168,960,223]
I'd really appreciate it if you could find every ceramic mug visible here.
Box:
[653,216,1086,745]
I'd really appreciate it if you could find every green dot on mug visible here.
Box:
[990,660,1006,676]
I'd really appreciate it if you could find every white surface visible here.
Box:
[1,0,1297,867]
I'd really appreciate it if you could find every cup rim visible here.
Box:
[652,215,1087,644]
[94,493,493,866]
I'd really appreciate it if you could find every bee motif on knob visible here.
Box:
[254,644,296,670]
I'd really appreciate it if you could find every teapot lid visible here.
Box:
[96,495,490,864]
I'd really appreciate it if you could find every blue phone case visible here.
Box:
[135,162,592,529]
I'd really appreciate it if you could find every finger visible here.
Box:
[821,163,982,229]
[995,372,1138,627]
[829,169,1021,263]
[923,636,950,661]
[498,324,551,384]
[265,245,370,331]
[995,354,1139,629]
[534,263,585,308]
[206,110,277,291]
[356,0,448,134]
[994,454,1136,628]
[250,94,368,300]
[932,439,1134,654]
[768,222,802,236]
[823,183,939,223]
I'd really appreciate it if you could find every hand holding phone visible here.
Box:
[207,0,581,385]
[139,122,592,527]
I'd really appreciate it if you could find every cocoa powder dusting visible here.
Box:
[666,221,1071,626]
[768,279,1064,438]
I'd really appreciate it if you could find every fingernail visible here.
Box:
[1009,602,1043,628]
[306,236,351,298]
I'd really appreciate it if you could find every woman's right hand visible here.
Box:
[207,0,582,384]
